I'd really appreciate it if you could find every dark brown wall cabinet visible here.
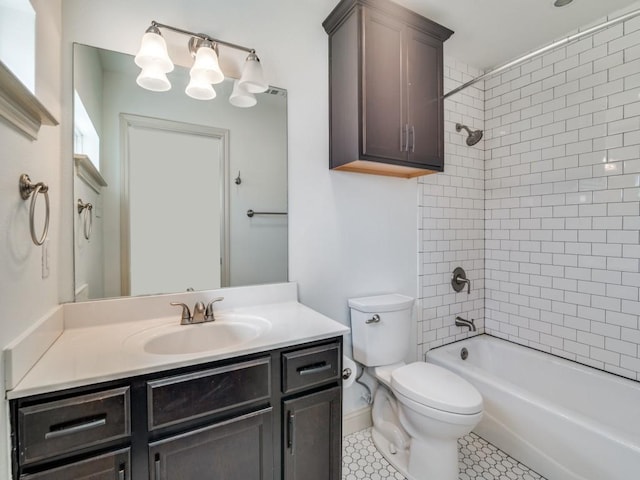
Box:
[323,0,453,178]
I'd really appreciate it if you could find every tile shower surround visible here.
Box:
[419,11,640,382]
[418,58,486,354]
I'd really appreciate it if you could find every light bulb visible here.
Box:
[134,27,173,73]
[190,41,224,85]
[185,70,216,100]
[136,64,171,92]
[239,51,268,93]
[229,79,257,108]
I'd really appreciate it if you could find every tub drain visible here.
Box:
[460,347,468,360]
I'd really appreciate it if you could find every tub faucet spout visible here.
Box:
[455,316,476,332]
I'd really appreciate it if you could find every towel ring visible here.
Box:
[77,199,93,240]
[19,174,50,246]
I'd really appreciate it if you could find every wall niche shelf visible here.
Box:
[0,60,58,140]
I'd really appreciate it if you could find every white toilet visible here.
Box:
[349,294,483,480]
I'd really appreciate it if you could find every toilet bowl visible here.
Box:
[391,362,482,480]
[349,294,483,480]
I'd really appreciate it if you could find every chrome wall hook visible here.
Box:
[19,174,50,246]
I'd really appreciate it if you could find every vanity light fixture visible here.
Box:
[134,21,268,106]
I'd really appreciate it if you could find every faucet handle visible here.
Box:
[205,297,225,321]
[452,267,471,294]
[170,302,192,325]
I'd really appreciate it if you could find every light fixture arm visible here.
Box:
[150,20,255,54]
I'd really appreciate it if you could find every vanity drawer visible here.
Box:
[19,448,130,480]
[147,357,271,430]
[282,343,341,394]
[18,387,130,466]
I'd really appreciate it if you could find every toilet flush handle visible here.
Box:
[366,314,381,324]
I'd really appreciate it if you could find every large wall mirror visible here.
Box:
[73,44,288,301]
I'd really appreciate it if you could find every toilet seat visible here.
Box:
[373,362,406,387]
[391,362,482,415]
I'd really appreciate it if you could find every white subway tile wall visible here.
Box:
[418,58,485,356]
[484,14,640,381]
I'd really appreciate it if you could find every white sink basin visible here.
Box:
[125,314,271,356]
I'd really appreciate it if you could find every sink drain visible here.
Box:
[460,347,468,360]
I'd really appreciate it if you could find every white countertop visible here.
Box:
[7,299,349,399]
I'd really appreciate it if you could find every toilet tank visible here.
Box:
[349,294,414,367]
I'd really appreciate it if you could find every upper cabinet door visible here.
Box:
[406,27,444,170]
[362,11,405,163]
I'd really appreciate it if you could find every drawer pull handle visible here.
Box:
[287,411,296,452]
[154,454,161,479]
[44,417,106,440]
[297,362,332,376]
[118,465,126,480]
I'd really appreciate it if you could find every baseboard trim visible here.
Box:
[343,405,372,436]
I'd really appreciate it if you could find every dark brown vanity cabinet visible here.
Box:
[323,0,453,178]
[283,388,341,480]
[281,343,342,480]
[10,338,343,480]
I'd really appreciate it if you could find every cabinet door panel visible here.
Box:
[150,408,272,480]
[407,28,443,169]
[283,387,341,480]
[362,11,406,162]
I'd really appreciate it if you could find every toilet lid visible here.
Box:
[391,362,482,415]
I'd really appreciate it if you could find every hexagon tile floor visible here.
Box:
[342,428,547,480]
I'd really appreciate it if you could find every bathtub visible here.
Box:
[426,335,640,480]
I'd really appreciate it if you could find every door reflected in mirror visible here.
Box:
[73,44,287,301]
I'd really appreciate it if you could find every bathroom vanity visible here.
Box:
[5,284,348,480]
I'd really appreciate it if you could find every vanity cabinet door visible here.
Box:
[149,408,273,480]
[283,387,341,480]
[19,448,130,480]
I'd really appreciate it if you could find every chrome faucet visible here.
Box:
[455,316,476,332]
[192,302,206,323]
[171,297,224,325]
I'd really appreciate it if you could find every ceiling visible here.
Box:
[391,0,640,70]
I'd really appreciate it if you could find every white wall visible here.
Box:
[484,8,640,381]
[0,1,61,476]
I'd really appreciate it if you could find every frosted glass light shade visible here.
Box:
[136,65,171,92]
[191,44,224,85]
[238,52,268,93]
[185,71,216,100]
[135,30,174,73]
[229,79,257,108]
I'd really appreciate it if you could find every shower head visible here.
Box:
[455,123,483,146]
